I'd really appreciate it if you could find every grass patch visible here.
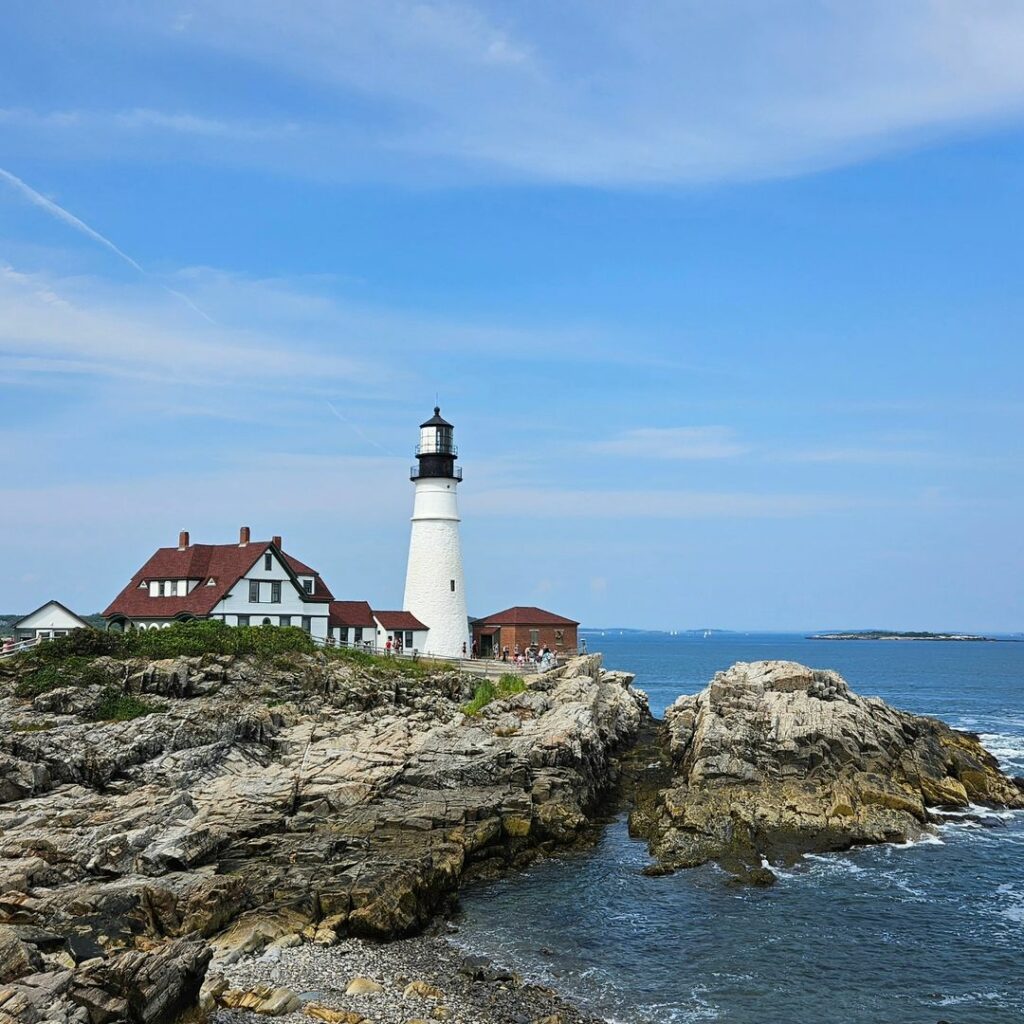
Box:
[88,687,161,722]
[323,645,449,679]
[461,674,526,716]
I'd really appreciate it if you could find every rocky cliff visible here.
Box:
[631,660,1024,881]
[0,651,647,1023]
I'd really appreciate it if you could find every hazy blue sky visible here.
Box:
[2,2,1022,631]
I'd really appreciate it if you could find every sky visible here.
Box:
[1,1,1023,632]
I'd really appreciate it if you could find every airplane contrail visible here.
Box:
[0,165,215,323]
[327,401,397,456]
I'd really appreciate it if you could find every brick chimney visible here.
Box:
[239,526,250,547]
[272,535,282,549]
[178,530,189,550]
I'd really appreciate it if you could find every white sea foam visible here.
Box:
[887,832,944,849]
[935,991,1006,1007]
[977,731,1024,771]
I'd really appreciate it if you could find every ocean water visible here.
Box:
[453,632,1024,1024]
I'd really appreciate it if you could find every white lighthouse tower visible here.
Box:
[402,407,469,658]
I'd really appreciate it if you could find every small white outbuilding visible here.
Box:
[13,600,90,640]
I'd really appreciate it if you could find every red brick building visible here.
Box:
[472,606,579,658]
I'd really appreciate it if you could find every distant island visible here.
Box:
[809,630,1009,642]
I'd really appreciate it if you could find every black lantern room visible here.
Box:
[411,406,463,481]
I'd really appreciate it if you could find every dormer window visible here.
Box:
[206,578,216,587]
[302,578,313,594]
[138,581,147,589]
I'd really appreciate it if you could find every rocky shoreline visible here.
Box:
[0,645,646,1023]
[210,932,603,1024]
[4,641,1024,1024]
[630,659,1024,882]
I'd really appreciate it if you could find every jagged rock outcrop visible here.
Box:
[632,660,1024,881]
[0,651,647,1022]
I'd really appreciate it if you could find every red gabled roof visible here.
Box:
[374,610,428,631]
[104,540,332,620]
[475,606,579,627]
[283,554,333,602]
[329,600,376,628]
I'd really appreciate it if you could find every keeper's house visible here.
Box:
[472,606,579,657]
[103,528,334,638]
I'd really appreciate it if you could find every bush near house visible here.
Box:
[20,620,317,664]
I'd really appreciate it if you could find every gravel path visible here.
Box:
[210,934,604,1024]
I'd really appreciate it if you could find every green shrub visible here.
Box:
[15,664,63,698]
[88,687,160,722]
[125,620,316,659]
[15,621,319,666]
[461,674,526,716]
[13,657,115,698]
[30,629,127,662]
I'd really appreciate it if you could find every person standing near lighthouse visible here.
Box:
[403,407,469,658]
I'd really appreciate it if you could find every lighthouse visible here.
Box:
[402,407,469,658]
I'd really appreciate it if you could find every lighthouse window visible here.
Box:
[450,579,456,592]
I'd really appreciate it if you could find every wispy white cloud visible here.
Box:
[0,106,299,142]
[79,1,1024,185]
[5,3,1024,185]
[780,446,936,465]
[0,264,363,389]
[468,487,865,520]
[588,426,749,460]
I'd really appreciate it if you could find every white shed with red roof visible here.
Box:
[373,610,429,654]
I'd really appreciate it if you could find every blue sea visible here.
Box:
[453,632,1024,1024]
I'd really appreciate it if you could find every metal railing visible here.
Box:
[410,464,463,481]
[0,636,42,659]
[312,635,564,676]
